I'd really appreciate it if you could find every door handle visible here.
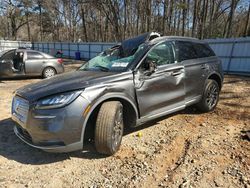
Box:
[171,70,182,76]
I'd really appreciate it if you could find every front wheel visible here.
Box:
[43,67,56,78]
[95,101,124,155]
[196,79,220,112]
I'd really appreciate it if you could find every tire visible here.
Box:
[196,79,220,112]
[95,101,124,155]
[43,67,56,78]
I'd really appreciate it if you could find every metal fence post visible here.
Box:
[77,42,80,60]
[60,42,62,57]
[101,44,104,52]
[89,43,91,59]
[68,42,70,58]
[227,40,236,74]
[53,42,56,56]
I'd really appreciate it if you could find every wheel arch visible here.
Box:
[81,94,139,143]
[207,72,222,90]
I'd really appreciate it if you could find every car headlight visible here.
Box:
[35,90,82,109]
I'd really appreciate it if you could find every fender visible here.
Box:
[80,92,139,145]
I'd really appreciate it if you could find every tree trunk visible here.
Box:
[186,0,190,36]
[181,0,186,36]
[201,0,209,39]
[39,3,43,41]
[80,4,88,42]
[26,12,31,41]
[176,6,181,35]
[208,0,215,38]
[162,0,168,35]
[198,0,206,39]
[124,0,127,39]
[168,0,173,34]
[225,0,238,38]
[146,0,151,32]
[244,2,250,37]
[197,0,202,39]
[136,1,140,35]
[192,0,197,37]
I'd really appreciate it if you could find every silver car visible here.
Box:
[0,49,64,78]
[12,35,223,155]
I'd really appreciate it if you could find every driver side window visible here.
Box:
[146,42,175,66]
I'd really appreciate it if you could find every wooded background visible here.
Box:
[0,0,250,42]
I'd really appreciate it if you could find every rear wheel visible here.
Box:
[95,101,124,155]
[43,67,56,78]
[196,79,220,112]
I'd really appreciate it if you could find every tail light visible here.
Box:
[57,58,63,64]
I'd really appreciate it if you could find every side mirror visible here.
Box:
[143,60,157,76]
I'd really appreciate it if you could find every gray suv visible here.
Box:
[11,35,223,155]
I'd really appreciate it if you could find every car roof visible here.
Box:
[15,49,40,53]
[3,49,42,53]
[149,36,207,45]
[1,49,54,58]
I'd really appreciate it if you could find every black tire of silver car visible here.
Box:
[43,67,56,78]
[197,79,219,112]
[95,101,124,155]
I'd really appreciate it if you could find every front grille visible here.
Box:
[12,96,29,124]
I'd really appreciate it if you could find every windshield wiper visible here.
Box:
[94,65,110,72]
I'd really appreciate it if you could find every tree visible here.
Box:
[0,0,249,42]
[243,2,250,37]
[225,0,239,38]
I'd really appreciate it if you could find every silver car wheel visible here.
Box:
[43,67,56,78]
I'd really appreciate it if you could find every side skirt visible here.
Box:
[135,95,201,126]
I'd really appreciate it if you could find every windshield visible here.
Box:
[79,44,148,72]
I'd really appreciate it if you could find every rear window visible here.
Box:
[27,51,44,59]
[175,41,198,61]
[193,43,215,58]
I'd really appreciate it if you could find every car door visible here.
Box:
[25,51,45,75]
[0,50,15,77]
[14,50,25,73]
[175,41,208,103]
[134,41,185,119]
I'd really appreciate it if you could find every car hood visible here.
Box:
[16,71,118,102]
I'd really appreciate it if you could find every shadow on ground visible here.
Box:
[0,107,206,165]
[0,118,107,165]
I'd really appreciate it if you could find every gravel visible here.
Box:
[0,66,249,188]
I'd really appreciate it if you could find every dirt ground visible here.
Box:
[0,63,249,188]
